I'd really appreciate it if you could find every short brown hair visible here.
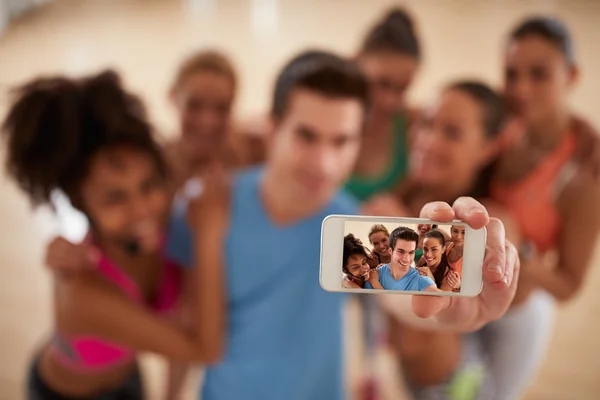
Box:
[368,224,390,241]
[271,50,369,119]
[390,227,418,250]
[171,49,237,92]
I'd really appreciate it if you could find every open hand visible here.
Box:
[379,197,520,332]
[416,266,435,281]
[367,268,380,285]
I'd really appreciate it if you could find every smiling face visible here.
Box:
[450,225,465,247]
[172,71,235,163]
[417,224,432,235]
[409,88,494,187]
[423,236,446,268]
[345,253,371,281]
[504,34,576,127]
[391,239,416,274]
[369,230,390,256]
[79,146,169,254]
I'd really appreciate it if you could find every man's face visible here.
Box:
[391,239,416,274]
[267,89,364,207]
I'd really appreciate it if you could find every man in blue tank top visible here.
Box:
[365,227,437,291]
[166,51,366,400]
[163,51,522,400]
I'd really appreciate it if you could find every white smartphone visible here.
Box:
[320,215,486,297]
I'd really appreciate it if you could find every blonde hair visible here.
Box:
[368,224,390,242]
[171,49,237,92]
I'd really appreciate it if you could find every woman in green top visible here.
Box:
[346,7,422,202]
[346,8,423,400]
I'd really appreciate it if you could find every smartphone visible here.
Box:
[320,215,486,297]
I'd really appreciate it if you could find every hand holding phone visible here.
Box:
[321,197,519,331]
[321,214,485,296]
[381,197,518,331]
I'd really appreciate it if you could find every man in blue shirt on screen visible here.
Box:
[165,50,521,400]
[365,227,437,291]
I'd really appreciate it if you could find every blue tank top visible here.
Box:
[166,167,358,400]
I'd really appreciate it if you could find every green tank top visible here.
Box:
[414,248,423,264]
[345,114,409,202]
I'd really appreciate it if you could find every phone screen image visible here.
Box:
[342,221,465,293]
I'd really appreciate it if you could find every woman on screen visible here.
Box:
[417,230,461,291]
[447,225,465,275]
[414,223,439,264]
[342,234,383,289]
[366,224,391,267]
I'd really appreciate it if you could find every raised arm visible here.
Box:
[56,271,217,363]
[181,166,230,361]
[527,174,600,301]
[55,170,229,364]
[378,197,520,333]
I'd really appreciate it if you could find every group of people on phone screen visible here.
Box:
[342,223,464,293]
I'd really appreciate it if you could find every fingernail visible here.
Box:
[433,204,449,212]
[487,263,503,274]
[468,207,486,216]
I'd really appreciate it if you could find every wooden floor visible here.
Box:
[1,1,600,399]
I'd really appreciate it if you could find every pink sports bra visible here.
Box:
[50,249,181,372]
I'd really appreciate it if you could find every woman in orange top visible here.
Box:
[479,16,600,400]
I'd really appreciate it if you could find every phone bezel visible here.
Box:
[320,214,486,297]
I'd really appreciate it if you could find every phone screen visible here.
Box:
[342,221,465,293]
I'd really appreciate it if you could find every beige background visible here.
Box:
[1,1,600,399]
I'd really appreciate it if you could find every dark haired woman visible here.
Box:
[478,16,600,399]
[2,71,224,399]
[364,81,515,399]
[417,230,461,292]
[342,234,383,289]
[347,7,421,202]
[414,224,439,265]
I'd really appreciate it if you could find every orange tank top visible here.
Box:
[491,132,577,252]
[446,243,463,275]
